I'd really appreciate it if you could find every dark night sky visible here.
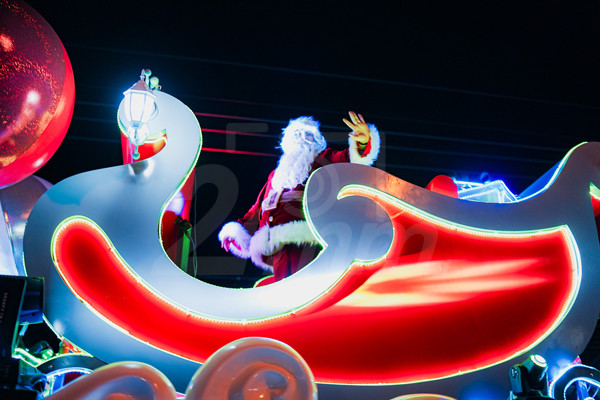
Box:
[27,1,600,184]
[20,0,600,282]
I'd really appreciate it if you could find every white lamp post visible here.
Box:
[122,69,158,159]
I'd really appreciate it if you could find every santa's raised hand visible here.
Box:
[343,111,371,146]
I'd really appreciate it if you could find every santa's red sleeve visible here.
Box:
[218,171,274,259]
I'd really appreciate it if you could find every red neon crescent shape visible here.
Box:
[51,188,579,385]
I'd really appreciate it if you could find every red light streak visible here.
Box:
[194,112,275,122]
[201,147,277,157]
[200,128,272,138]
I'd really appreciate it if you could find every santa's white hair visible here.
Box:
[271,116,327,191]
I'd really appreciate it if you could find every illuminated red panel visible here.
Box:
[120,131,167,164]
[591,192,600,217]
[52,219,241,362]
[52,194,578,385]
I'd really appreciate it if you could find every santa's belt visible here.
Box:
[279,190,304,202]
[262,189,304,211]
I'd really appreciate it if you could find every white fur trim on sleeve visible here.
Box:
[266,220,319,253]
[249,225,273,271]
[248,220,320,272]
[218,221,251,259]
[348,123,380,166]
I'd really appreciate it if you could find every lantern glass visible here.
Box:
[122,77,157,148]
[125,90,156,126]
[124,81,156,126]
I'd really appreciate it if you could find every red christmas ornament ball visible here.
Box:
[0,0,75,188]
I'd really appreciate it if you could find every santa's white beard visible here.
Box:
[271,142,318,190]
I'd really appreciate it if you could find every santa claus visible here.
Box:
[218,111,380,281]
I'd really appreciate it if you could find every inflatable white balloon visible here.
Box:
[185,337,317,400]
[44,337,317,400]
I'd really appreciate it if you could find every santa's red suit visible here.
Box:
[219,117,380,281]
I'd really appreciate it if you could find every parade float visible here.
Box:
[2,1,600,399]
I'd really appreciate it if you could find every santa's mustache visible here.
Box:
[283,138,318,156]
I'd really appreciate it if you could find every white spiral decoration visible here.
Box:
[44,338,317,400]
[185,337,318,400]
